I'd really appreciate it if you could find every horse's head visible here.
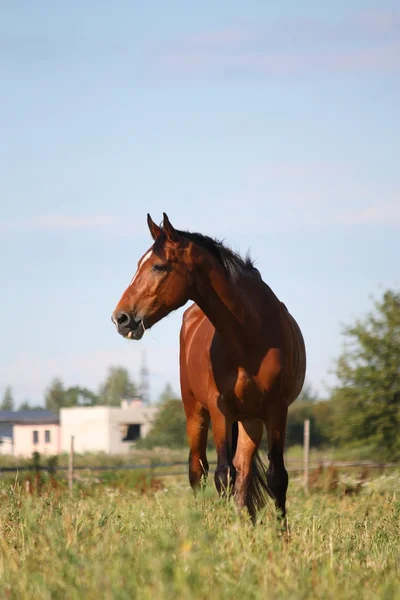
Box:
[112,213,193,340]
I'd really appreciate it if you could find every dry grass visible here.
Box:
[0,469,399,599]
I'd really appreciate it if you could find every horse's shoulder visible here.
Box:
[181,303,205,345]
[181,303,204,332]
[182,302,203,323]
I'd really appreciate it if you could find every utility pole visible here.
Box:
[303,419,310,492]
[139,351,150,405]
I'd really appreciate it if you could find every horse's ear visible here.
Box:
[147,214,163,241]
[162,213,180,243]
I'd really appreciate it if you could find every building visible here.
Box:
[0,436,13,455]
[60,400,158,455]
[0,411,60,457]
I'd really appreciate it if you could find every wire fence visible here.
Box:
[1,424,399,489]
[0,459,399,476]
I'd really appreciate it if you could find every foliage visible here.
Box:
[286,381,333,448]
[138,397,187,449]
[287,399,334,448]
[296,380,319,403]
[45,378,65,414]
[98,366,137,406]
[63,386,99,407]
[18,401,46,411]
[0,386,14,411]
[139,384,216,450]
[45,379,101,413]
[0,476,399,599]
[311,399,336,446]
[158,382,176,404]
[332,290,400,459]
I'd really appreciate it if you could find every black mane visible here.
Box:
[175,229,258,283]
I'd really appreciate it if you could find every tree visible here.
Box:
[18,400,46,411]
[44,378,99,413]
[297,381,319,403]
[332,290,400,459]
[137,397,187,449]
[0,386,14,411]
[286,400,333,448]
[45,379,100,412]
[158,383,176,404]
[98,367,137,406]
[63,386,99,407]
[45,378,65,414]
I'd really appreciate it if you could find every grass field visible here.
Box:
[0,443,382,473]
[0,468,399,599]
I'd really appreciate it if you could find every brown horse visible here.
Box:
[112,214,306,522]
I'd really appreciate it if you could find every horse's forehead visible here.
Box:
[129,247,154,285]
[138,248,154,267]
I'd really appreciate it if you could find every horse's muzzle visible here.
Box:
[111,311,145,340]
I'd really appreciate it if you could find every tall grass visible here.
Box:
[0,471,399,599]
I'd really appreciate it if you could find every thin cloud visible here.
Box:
[243,160,400,229]
[0,34,53,59]
[190,27,258,46]
[161,44,399,77]
[153,9,400,77]
[186,10,400,47]
[0,344,180,406]
[0,215,122,233]
[337,202,400,226]
[354,9,400,35]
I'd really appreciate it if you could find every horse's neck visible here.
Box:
[191,263,259,361]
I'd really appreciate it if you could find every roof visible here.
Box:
[0,411,59,425]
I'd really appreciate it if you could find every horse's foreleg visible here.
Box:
[210,401,234,496]
[264,404,289,520]
[185,399,210,492]
[232,419,263,518]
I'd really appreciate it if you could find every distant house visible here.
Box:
[0,436,13,455]
[0,411,60,457]
[60,399,158,455]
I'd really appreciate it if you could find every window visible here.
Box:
[33,430,39,445]
[45,430,51,443]
[121,424,141,442]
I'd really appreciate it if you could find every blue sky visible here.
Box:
[1,1,399,405]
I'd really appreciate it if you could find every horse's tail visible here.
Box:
[228,421,238,491]
[230,422,270,522]
[231,421,239,457]
[247,450,270,522]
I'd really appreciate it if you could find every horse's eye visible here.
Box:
[152,264,168,273]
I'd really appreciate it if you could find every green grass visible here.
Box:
[284,444,384,463]
[0,444,386,473]
[0,447,191,470]
[0,470,399,599]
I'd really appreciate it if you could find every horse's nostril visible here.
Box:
[116,311,130,327]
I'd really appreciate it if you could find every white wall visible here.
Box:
[0,436,13,455]
[108,407,158,454]
[60,407,110,454]
[60,405,159,455]
[13,424,60,457]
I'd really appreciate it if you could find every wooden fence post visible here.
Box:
[68,435,75,494]
[303,419,310,492]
